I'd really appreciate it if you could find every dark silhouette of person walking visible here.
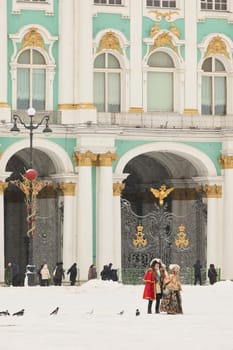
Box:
[193,259,202,285]
[67,263,77,286]
[208,263,218,285]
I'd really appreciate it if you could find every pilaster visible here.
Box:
[0,182,8,283]
[74,151,97,281]
[0,0,11,122]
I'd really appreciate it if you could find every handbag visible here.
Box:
[163,281,171,296]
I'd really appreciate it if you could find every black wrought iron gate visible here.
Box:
[121,197,206,284]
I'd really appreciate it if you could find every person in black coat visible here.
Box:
[100,265,109,280]
[193,259,202,285]
[53,262,65,286]
[67,263,77,286]
[208,264,218,285]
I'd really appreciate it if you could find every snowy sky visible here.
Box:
[0,279,233,350]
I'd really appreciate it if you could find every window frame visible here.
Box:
[94,52,123,113]
[92,0,129,16]
[16,48,47,111]
[201,57,227,116]
[198,0,233,20]
[146,51,176,113]
[200,0,228,12]
[146,0,177,9]
[93,0,123,5]
[13,0,54,15]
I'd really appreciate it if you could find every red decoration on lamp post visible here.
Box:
[25,168,38,181]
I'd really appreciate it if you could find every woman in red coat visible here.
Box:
[143,260,156,314]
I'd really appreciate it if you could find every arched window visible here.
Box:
[201,57,226,115]
[17,48,46,111]
[147,51,175,112]
[94,53,121,112]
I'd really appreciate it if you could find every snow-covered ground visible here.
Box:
[0,279,233,350]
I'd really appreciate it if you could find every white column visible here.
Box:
[184,0,198,113]
[58,0,76,124]
[60,183,76,279]
[128,0,143,113]
[96,153,117,274]
[58,0,74,104]
[74,151,97,281]
[0,182,7,283]
[0,0,10,121]
[221,163,233,279]
[112,181,126,281]
[206,197,219,268]
[75,0,96,123]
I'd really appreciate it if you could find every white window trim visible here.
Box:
[10,25,58,110]
[145,0,179,9]
[94,50,129,113]
[142,47,185,113]
[92,0,129,17]
[143,0,183,21]
[197,1,233,22]
[12,0,54,16]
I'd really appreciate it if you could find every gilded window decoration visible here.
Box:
[22,28,44,49]
[205,35,230,59]
[150,32,178,53]
[148,9,179,21]
[97,32,123,55]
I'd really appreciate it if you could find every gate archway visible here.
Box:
[4,147,63,285]
[120,149,208,284]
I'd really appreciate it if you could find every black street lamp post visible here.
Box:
[10,108,52,285]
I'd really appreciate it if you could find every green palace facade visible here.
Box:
[0,0,232,284]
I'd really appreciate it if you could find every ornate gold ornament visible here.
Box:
[0,181,8,194]
[150,184,174,206]
[150,32,178,53]
[175,224,189,249]
[150,22,160,38]
[97,152,118,167]
[0,102,9,108]
[148,10,179,21]
[97,31,123,55]
[128,107,144,113]
[196,184,222,198]
[11,175,50,237]
[219,155,233,169]
[205,35,230,59]
[170,23,180,39]
[22,27,44,49]
[59,182,76,196]
[58,103,95,110]
[113,182,125,196]
[133,225,147,248]
[73,151,97,167]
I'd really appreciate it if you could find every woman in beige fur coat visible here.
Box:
[160,264,183,314]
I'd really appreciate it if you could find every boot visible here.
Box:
[148,300,152,314]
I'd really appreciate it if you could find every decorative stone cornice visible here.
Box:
[219,155,233,169]
[113,182,125,196]
[0,181,8,194]
[97,152,118,167]
[197,184,222,198]
[59,182,76,196]
[73,151,97,167]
